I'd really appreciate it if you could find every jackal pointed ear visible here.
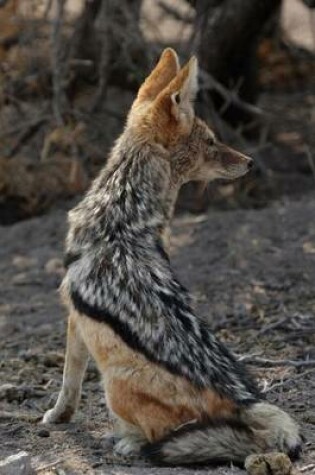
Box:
[154,56,198,126]
[170,56,198,121]
[171,56,198,111]
[136,48,180,103]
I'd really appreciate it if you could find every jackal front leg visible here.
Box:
[42,312,89,423]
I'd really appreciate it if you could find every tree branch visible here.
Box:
[51,0,66,125]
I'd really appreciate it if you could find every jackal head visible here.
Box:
[129,48,253,184]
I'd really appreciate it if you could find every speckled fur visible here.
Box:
[43,49,301,465]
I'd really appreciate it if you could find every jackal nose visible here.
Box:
[247,158,254,170]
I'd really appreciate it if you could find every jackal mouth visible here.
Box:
[218,165,250,180]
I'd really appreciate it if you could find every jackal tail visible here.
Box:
[141,417,260,466]
[141,407,302,466]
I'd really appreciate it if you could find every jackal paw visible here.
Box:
[245,452,292,475]
[42,406,74,424]
[113,435,144,457]
[101,432,121,451]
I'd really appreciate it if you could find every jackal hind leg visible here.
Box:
[106,376,200,458]
[42,312,89,423]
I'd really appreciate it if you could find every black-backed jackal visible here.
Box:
[43,49,302,466]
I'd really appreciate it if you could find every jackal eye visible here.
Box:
[173,92,181,104]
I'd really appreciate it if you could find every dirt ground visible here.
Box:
[0,187,315,474]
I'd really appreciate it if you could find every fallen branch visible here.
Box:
[0,410,41,422]
[36,459,64,472]
[300,463,315,473]
[255,317,289,337]
[264,367,315,393]
[239,356,315,368]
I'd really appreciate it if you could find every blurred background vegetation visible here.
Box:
[0,0,314,224]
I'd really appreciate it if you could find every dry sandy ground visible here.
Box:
[0,192,314,474]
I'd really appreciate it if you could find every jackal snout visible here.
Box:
[213,141,253,179]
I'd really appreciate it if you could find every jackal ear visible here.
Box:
[170,56,198,121]
[135,48,180,104]
[154,56,198,126]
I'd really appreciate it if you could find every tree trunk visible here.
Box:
[68,0,151,109]
[193,0,282,124]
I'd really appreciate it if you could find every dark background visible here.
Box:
[0,0,314,222]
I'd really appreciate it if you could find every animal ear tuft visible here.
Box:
[165,56,199,122]
[180,56,198,104]
[135,48,180,104]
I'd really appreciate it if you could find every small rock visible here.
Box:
[37,428,50,438]
[45,258,64,276]
[302,410,315,424]
[11,273,41,286]
[19,351,39,363]
[0,451,34,475]
[42,352,64,368]
[12,256,36,269]
[11,273,29,285]
[245,452,292,475]
[0,384,18,402]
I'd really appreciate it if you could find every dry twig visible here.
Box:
[199,69,267,119]
[5,117,48,158]
[305,146,315,184]
[264,368,315,393]
[0,410,41,422]
[239,356,315,368]
[0,116,49,140]
[36,459,64,472]
[157,0,194,23]
[300,463,315,473]
[51,0,66,125]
